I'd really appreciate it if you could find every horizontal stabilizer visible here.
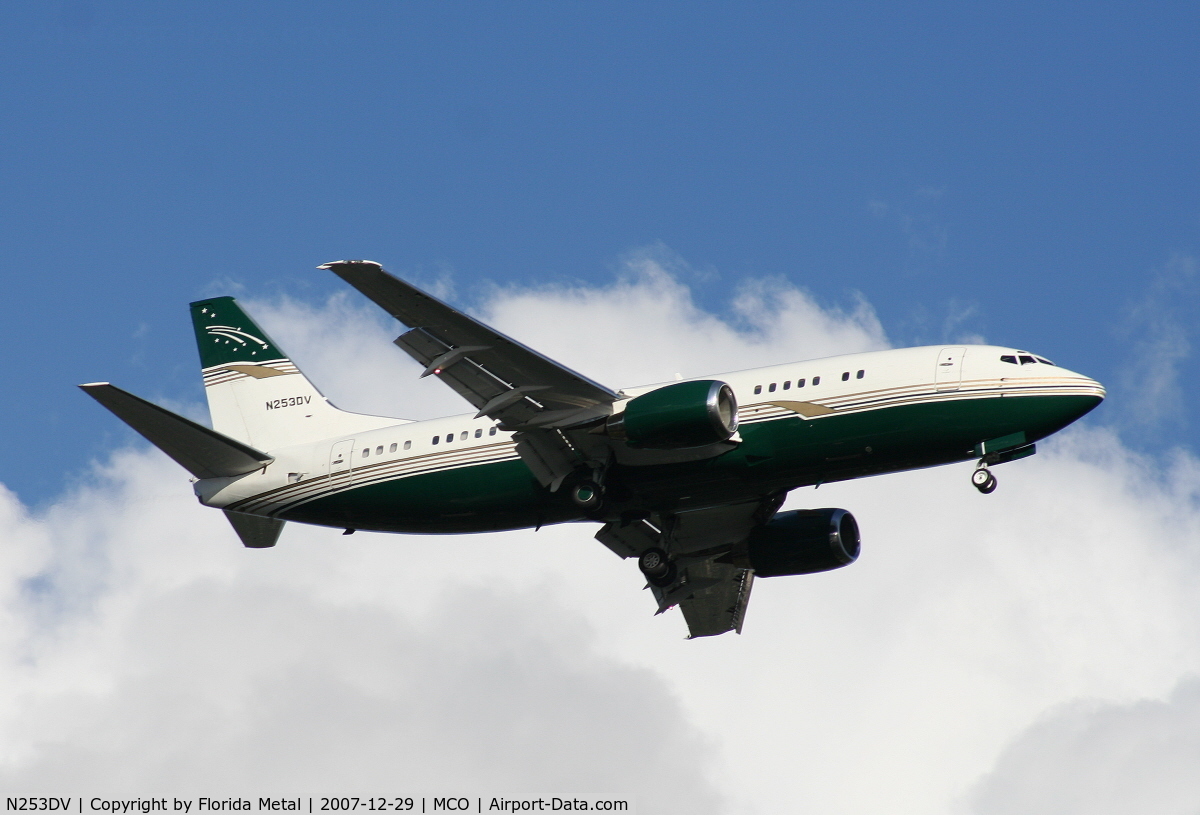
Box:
[79,383,273,479]
[224,510,284,548]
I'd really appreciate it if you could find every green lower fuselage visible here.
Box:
[276,391,1100,534]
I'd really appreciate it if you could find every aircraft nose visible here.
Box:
[1062,368,1106,401]
[1047,367,1106,427]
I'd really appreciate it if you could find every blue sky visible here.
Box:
[3,3,1199,494]
[5,6,1200,807]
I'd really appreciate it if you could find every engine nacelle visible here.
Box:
[747,508,860,577]
[607,380,738,449]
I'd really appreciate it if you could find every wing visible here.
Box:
[324,260,620,491]
[678,562,755,638]
[321,260,618,428]
[596,495,784,638]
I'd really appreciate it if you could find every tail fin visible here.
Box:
[191,297,397,451]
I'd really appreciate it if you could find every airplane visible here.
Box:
[81,261,1106,638]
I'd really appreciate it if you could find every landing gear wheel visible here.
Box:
[972,468,997,494]
[638,547,677,587]
[570,480,604,511]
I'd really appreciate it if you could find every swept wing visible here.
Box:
[597,497,782,638]
[326,260,770,637]
[321,260,618,428]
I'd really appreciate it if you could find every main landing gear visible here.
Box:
[638,547,677,588]
[570,479,604,511]
[971,466,997,494]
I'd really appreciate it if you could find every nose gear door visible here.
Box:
[935,347,966,392]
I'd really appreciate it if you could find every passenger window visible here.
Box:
[813,376,821,386]
[446,434,454,443]
[432,436,440,445]
[841,372,849,381]
[797,378,806,388]
[782,381,791,390]
[404,440,412,450]
[376,446,383,456]
[1000,355,1017,364]
[754,385,762,395]
[489,427,497,436]
[768,383,777,392]
[857,370,864,379]
[362,449,369,458]
[460,431,468,441]
[474,428,482,438]
[389,443,397,453]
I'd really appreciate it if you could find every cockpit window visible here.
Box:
[1003,352,1055,366]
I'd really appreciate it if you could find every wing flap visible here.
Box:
[678,561,755,638]
[324,261,619,427]
[639,495,785,637]
[595,518,661,559]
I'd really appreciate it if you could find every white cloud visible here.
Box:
[0,452,725,808]
[968,677,1200,815]
[5,253,1200,813]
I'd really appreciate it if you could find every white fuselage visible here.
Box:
[195,344,1103,515]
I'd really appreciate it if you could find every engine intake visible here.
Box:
[747,508,860,577]
[608,380,738,449]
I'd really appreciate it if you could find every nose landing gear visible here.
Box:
[971,466,997,494]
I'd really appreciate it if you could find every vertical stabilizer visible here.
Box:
[191,297,398,451]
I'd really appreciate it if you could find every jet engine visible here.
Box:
[746,508,860,577]
[607,380,738,449]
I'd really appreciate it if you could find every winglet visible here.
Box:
[317,259,383,272]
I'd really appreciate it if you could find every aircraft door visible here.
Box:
[935,347,966,392]
[329,439,355,480]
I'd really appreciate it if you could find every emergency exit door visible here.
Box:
[329,439,355,479]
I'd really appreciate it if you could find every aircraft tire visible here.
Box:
[971,467,992,488]
[571,480,604,510]
[638,547,671,578]
[974,471,997,494]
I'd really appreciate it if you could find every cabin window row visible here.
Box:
[360,426,500,457]
[431,426,499,445]
[753,370,864,395]
[363,440,413,458]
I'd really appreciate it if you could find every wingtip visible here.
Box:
[318,259,383,271]
[79,382,111,389]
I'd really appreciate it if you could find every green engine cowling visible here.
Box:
[608,380,739,449]
[747,509,860,577]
